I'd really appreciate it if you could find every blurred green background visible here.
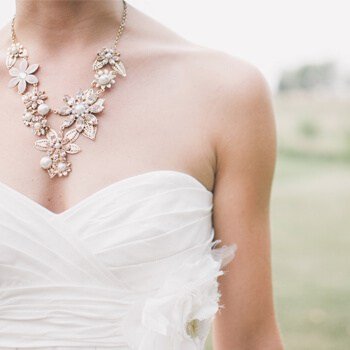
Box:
[206,63,350,349]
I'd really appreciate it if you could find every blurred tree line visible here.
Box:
[277,62,347,92]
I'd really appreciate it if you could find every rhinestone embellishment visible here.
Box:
[6,0,128,178]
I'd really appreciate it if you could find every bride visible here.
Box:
[0,0,284,349]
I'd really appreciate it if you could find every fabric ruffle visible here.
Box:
[121,240,237,349]
[0,170,238,349]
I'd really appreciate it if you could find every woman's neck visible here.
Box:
[14,0,125,50]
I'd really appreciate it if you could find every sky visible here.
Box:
[0,0,347,90]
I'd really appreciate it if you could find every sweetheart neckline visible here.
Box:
[0,170,212,217]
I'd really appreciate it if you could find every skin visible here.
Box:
[0,1,284,348]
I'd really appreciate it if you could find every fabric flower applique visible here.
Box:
[8,59,39,94]
[121,241,237,350]
[6,42,28,69]
[34,128,81,178]
[58,88,104,140]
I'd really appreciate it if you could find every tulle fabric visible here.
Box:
[0,170,237,349]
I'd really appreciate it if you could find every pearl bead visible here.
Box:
[40,156,52,169]
[74,103,86,115]
[33,122,41,130]
[37,103,50,116]
[98,74,110,85]
[54,142,61,149]
[57,162,67,172]
[19,72,27,79]
[11,46,18,54]
[23,112,32,121]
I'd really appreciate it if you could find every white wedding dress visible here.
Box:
[0,170,237,349]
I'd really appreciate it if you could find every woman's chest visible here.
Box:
[0,64,215,214]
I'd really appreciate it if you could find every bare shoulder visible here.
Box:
[188,48,277,192]
[132,7,276,174]
[131,6,272,103]
[171,44,276,162]
[136,11,274,128]
[135,12,275,126]
[181,45,275,127]
[204,51,275,146]
[162,39,277,182]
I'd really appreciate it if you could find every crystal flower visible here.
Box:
[22,87,47,112]
[21,87,50,135]
[93,47,126,77]
[58,88,104,140]
[22,111,48,136]
[92,69,116,91]
[34,128,81,178]
[93,47,120,70]
[6,42,28,69]
[8,59,39,94]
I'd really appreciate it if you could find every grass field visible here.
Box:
[272,156,350,350]
[273,93,350,350]
[206,93,350,349]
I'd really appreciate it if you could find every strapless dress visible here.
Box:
[0,170,237,349]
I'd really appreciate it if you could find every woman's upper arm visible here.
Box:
[210,59,284,349]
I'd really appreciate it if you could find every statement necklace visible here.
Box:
[6,0,128,178]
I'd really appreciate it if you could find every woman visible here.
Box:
[0,0,283,349]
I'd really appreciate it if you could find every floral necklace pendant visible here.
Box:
[6,1,128,179]
[6,44,126,179]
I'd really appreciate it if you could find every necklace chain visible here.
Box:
[114,0,128,48]
[11,0,128,47]
[6,1,128,179]
[11,15,16,44]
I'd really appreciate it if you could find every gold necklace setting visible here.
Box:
[6,1,128,178]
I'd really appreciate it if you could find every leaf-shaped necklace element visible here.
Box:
[6,0,128,178]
